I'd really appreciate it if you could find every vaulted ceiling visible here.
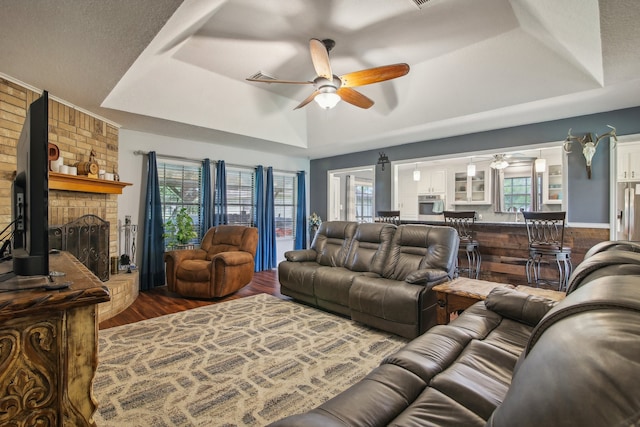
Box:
[1,0,639,159]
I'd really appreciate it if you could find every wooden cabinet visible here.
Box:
[417,169,446,194]
[0,252,110,426]
[452,167,490,204]
[617,144,640,181]
[543,164,563,204]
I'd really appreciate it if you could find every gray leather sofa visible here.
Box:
[271,242,640,427]
[278,221,459,338]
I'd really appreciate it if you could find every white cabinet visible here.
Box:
[396,167,418,220]
[452,167,490,204]
[543,164,563,204]
[417,169,446,194]
[617,144,640,181]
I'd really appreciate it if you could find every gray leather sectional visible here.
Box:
[278,221,459,339]
[271,242,640,426]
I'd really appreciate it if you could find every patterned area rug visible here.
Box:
[94,293,409,426]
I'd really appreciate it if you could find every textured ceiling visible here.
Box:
[1,0,639,159]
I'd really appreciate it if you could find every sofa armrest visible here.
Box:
[284,249,317,262]
[484,287,556,327]
[405,268,448,285]
[164,249,207,288]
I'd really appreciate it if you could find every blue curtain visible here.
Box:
[140,151,165,290]
[294,171,307,249]
[254,166,265,271]
[200,158,213,238]
[214,160,228,225]
[264,167,277,269]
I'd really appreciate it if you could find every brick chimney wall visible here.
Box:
[0,77,120,257]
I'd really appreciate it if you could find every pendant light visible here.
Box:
[467,158,476,177]
[535,150,546,173]
[413,163,421,181]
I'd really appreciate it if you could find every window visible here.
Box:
[158,162,201,242]
[503,176,531,212]
[273,173,296,238]
[226,167,255,226]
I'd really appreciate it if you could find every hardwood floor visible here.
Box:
[98,269,287,330]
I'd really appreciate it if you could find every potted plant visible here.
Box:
[164,207,197,249]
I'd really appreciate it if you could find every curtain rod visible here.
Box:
[133,150,301,175]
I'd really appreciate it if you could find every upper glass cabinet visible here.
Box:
[453,167,490,204]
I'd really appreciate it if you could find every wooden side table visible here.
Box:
[433,278,565,325]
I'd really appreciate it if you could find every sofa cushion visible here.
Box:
[200,225,257,259]
[313,267,379,315]
[268,363,427,427]
[312,221,357,267]
[390,387,486,427]
[384,225,458,281]
[343,222,396,275]
[176,259,211,282]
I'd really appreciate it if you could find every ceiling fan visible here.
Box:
[246,38,410,110]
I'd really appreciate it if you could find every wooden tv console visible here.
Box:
[0,251,110,426]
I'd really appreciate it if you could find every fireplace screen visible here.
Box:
[49,214,110,281]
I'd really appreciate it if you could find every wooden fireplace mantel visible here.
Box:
[49,171,132,194]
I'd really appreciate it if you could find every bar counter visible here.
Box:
[402,220,609,286]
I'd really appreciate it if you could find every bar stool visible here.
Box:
[443,211,481,279]
[376,210,400,225]
[522,211,572,291]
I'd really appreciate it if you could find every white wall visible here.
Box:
[117,129,310,267]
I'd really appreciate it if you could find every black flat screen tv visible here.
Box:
[12,91,49,276]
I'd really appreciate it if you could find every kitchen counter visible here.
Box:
[402,220,528,227]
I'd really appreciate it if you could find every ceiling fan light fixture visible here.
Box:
[490,154,509,170]
[314,91,341,109]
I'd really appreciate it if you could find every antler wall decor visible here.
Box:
[562,125,617,179]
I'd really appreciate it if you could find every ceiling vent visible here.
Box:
[409,0,432,9]
[247,71,276,82]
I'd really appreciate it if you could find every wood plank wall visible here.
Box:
[470,224,609,287]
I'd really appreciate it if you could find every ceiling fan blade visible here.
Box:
[336,87,374,109]
[340,63,410,88]
[309,38,333,80]
[246,77,313,85]
[294,90,320,110]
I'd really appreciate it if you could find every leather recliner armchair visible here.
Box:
[164,225,259,298]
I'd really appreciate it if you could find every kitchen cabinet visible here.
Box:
[396,167,418,220]
[617,144,640,181]
[543,164,563,204]
[452,167,490,204]
[417,169,446,194]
